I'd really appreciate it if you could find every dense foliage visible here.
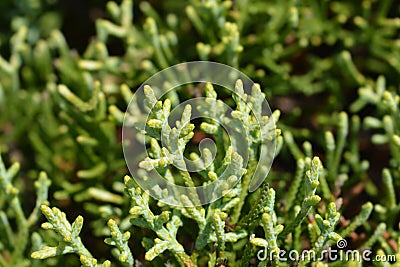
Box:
[0,0,399,266]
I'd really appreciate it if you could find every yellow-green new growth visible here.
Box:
[104,219,134,265]
[249,188,284,264]
[0,154,51,266]
[314,203,341,250]
[31,205,111,267]
[124,176,195,267]
[281,157,323,236]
